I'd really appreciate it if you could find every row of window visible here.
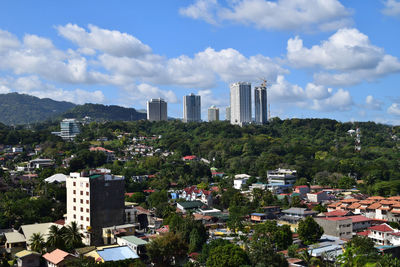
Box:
[72,190,90,196]
[72,181,89,188]
[72,198,90,204]
[73,206,90,213]
[72,214,90,222]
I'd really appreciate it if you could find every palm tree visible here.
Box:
[47,225,65,250]
[63,221,84,251]
[29,233,45,253]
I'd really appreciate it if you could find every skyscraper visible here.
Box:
[208,106,219,121]
[60,119,80,140]
[230,82,252,125]
[183,93,201,122]
[254,85,268,124]
[147,98,167,121]
[226,106,231,121]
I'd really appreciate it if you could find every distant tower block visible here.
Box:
[230,82,251,126]
[208,106,219,122]
[183,93,201,122]
[226,106,231,121]
[254,81,268,124]
[147,98,167,121]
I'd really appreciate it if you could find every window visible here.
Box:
[86,208,89,213]
[73,190,76,194]
[86,192,89,196]
[73,182,76,186]
[80,207,83,212]
[80,191,83,195]
[80,199,83,204]
[73,198,76,203]
[86,183,89,188]
[86,200,89,204]
[73,206,76,211]
[80,216,83,220]
[73,214,76,219]
[86,217,89,222]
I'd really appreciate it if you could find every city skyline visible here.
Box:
[0,1,400,124]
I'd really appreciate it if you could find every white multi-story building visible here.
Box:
[230,82,251,126]
[208,106,219,122]
[147,98,167,122]
[225,106,231,121]
[254,85,268,124]
[66,171,125,245]
[267,168,297,185]
[183,93,201,122]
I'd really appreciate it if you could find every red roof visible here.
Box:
[43,249,71,265]
[390,232,400,237]
[143,189,155,193]
[156,225,169,233]
[125,193,135,197]
[89,147,114,153]
[357,230,370,236]
[347,215,372,223]
[368,223,394,233]
[54,219,65,226]
[183,155,197,160]
[324,210,351,217]
[295,185,308,189]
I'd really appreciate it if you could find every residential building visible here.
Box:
[58,119,80,140]
[177,201,204,213]
[4,232,26,254]
[225,106,231,121]
[280,207,317,225]
[368,223,398,246]
[12,147,23,153]
[89,246,139,262]
[183,93,201,122]
[147,98,167,121]
[27,158,54,170]
[254,85,268,124]
[315,217,353,239]
[250,213,267,223]
[15,250,40,267]
[19,223,58,251]
[42,249,75,267]
[307,191,329,203]
[65,171,125,245]
[117,235,148,256]
[208,105,219,121]
[44,173,68,184]
[89,147,115,162]
[294,185,310,197]
[267,168,297,185]
[230,82,251,125]
[234,176,250,190]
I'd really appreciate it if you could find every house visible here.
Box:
[249,183,267,191]
[85,245,140,262]
[307,235,346,262]
[368,223,398,246]
[280,208,317,225]
[117,235,148,256]
[20,223,59,250]
[15,250,41,267]
[315,217,353,239]
[42,249,76,267]
[27,159,54,170]
[44,173,68,184]
[307,191,329,203]
[250,213,267,223]
[233,175,251,190]
[267,168,297,185]
[323,210,353,217]
[181,186,213,205]
[4,232,26,254]
[89,147,115,162]
[12,147,23,153]
[177,201,204,213]
[294,185,310,197]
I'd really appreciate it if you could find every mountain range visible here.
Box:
[0,93,146,125]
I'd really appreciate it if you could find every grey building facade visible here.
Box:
[183,93,201,122]
[208,106,219,121]
[230,82,251,126]
[254,85,268,124]
[147,98,167,121]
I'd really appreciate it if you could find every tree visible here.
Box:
[46,225,66,250]
[206,243,250,267]
[297,217,324,245]
[252,220,292,251]
[29,233,45,253]
[146,232,188,267]
[198,239,231,264]
[63,221,84,251]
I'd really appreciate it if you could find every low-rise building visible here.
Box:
[307,191,329,203]
[15,250,40,267]
[368,224,397,246]
[267,168,297,185]
[117,236,148,256]
[4,232,26,254]
[250,213,267,223]
[315,217,352,239]
[280,207,317,225]
[177,201,204,213]
[42,249,76,267]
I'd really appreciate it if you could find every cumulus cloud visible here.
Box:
[365,95,383,110]
[286,28,400,86]
[120,83,178,107]
[269,75,306,103]
[56,24,152,57]
[388,103,400,116]
[180,0,352,32]
[305,83,332,99]
[382,0,400,17]
[311,88,353,111]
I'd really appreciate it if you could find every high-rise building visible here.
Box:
[254,85,268,124]
[183,93,201,122]
[226,106,231,121]
[230,82,252,125]
[60,119,80,140]
[208,106,219,121]
[147,98,167,121]
[66,171,125,245]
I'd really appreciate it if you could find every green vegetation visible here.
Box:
[297,217,324,245]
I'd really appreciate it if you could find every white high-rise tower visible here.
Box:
[208,106,219,121]
[230,82,251,126]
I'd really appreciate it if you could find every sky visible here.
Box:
[0,0,400,124]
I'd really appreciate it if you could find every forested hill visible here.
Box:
[0,93,76,125]
[60,103,146,122]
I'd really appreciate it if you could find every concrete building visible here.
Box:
[59,119,80,140]
[230,82,251,126]
[208,105,219,121]
[315,217,353,239]
[147,98,167,121]
[267,168,297,185]
[183,93,201,122]
[307,191,329,203]
[225,106,231,121]
[66,171,125,245]
[254,85,268,124]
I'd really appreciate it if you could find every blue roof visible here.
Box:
[251,213,266,216]
[97,246,139,261]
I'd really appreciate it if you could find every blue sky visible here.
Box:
[0,0,400,124]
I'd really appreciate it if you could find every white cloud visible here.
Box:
[311,88,353,111]
[287,28,400,86]
[180,0,352,32]
[382,0,400,17]
[388,103,400,116]
[179,0,218,25]
[365,95,383,110]
[0,29,20,53]
[269,75,306,103]
[56,24,152,57]
[120,83,178,107]
[305,83,332,99]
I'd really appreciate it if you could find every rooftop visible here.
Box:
[43,249,71,265]
[97,246,139,261]
[5,232,26,244]
[121,235,148,246]
[368,223,395,233]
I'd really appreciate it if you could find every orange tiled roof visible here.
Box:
[328,201,342,208]
[43,249,70,265]
[359,200,376,205]
[391,203,400,208]
[341,198,359,203]
[347,202,361,209]
[367,196,385,200]
[388,196,400,201]
[380,200,399,205]
[367,203,382,210]
[391,210,400,214]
